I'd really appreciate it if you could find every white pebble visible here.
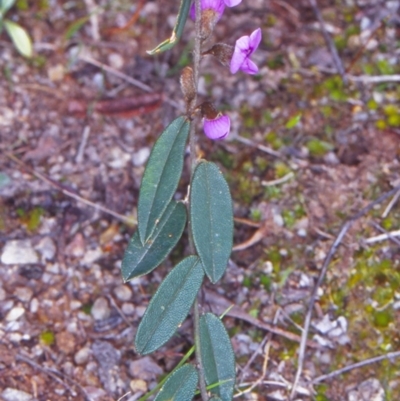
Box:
[5,306,25,322]
[74,347,91,365]
[113,285,132,302]
[91,297,111,320]
[1,239,38,265]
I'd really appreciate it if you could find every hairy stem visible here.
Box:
[189,1,208,400]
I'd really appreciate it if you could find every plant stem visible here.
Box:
[189,1,208,400]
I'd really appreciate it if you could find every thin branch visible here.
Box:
[382,188,400,218]
[347,74,400,84]
[79,54,183,111]
[261,172,294,187]
[16,353,91,400]
[290,183,400,399]
[308,0,347,82]
[4,151,136,225]
[364,229,400,245]
[234,135,282,158]
[312,350,400,384]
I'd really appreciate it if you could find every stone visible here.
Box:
[121,303,135,315]
[130,379,147,393]
[14,287,33,303]
[1,239,38,265]
[2,388,33,401]
[91,297,111,321]
[129,356,163,380]
[56,331,76,354]
[5,306,25,322]
[113,285,132,302]
[30,298,39,313]
[132,147,150,167]
[74,347,91,365]
[35,236,56,262]
[348,378,385,401]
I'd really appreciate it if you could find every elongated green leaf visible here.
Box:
[138,116,189,245]
[122,201,186,282]
[199,313,235,401]
[147,0,191,55]
[1,0,16,14]
[154,364,198,401]
[4,19,32,57]
[135,256,204,355]
[190,161,233,283]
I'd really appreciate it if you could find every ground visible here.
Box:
[0,0,400,400]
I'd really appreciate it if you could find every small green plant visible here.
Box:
[120,0,261,400]
[0,0,32,57]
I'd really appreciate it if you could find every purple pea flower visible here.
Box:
[189,0,242,21]
[230,28,262,75]
[203,114,230,140]
[190,0,226,21]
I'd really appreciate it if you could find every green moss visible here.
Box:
[306,138,334,157]
[40,330,55,346]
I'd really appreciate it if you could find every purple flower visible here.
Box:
[203,114,230,140]
[230,28,262,75]
[224,0,242,6]
[190,0,226,21]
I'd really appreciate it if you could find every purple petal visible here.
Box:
[248,28,262,55]
[190,4,195,20]
[224,0,242,6]
[240,58,258,74]
[230,35,250,74]
[190,0,225,21]
[203,114,230,140]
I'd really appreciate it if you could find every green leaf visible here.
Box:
[154,364,198,401]
[122,201,187,282]
[199,313,235,401]
[138,116,189,245]
[1,0,16,14]
[190,161,233,283]
[285,113,302,129]
[4,19,32,57]
[147,0,191,55]
[135,256,204,354]
[64,15,90,40]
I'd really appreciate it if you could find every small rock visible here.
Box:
[2,388,33,401]
[5,306,25,322]
[129,357,163,380]
[132,147,150,167]
[113,285,132,302]
[348,378,385,401]
[74,347,91,365]
[91,297,111,320]
[30,298,39,313]
[66,233,86,258]
[56,331,76,354]
[108,53,124,70]
[48,64,65,81]
[0,286,6,301]
[14,287,33,303]
[130,379,147,393]
[1,239,38,265]
[136,305,146,318]
[121,303,135,315]
[107,147,130,169]
[81,247,103,266]
[35,237,56,262]
[82,387,107,401]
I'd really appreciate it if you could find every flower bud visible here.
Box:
[203,43,234,67]
[180,66,196,110]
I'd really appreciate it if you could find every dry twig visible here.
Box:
[4,152,136,225]
[312,350,400,384]
[308,0,347,82]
